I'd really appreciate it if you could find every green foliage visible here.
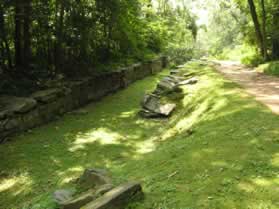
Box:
[197,0,246,58]
[1,62,278,208]
[198,0,279,62]
[241,53,264,66]
[257,61,279,76]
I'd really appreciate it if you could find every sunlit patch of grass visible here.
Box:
[1,62,279,209]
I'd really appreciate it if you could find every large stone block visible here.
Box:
[161,55,168,68]
[0,96,37,115]
[121,66,135,86]
[81,182,143,209]
[20,108,43,130]
[31,89,63,103]
[4,117,21,131]
[141,62,153,77]
[151,58,163,74]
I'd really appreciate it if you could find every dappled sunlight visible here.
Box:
[0,173,33,196]
[57,166,84,185]
[118,110,137,118]
[0,178,17,193]
[271,153,279,167]
[251,177,278,187]
[70,128,123,152]
[134,136,157,155]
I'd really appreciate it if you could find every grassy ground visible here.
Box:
[257,61,279,76]
[0,62,278,209]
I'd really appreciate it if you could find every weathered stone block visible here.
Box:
[161,56,168,68]
[31,89,62,103]
[121,66,135,86]
[61,184,114,209]
[142,62,153,77]
[62,190,96,209]
[21,108,42,130]
[5,117,21,131]
[81,182,143,209]
[151,58,162,74]
[78,169,112,190]
[0,96,37,115]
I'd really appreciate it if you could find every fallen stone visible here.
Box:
[175,65,186,69]
[62,191,95,209]
[167,75,185,82]
[176,78,198,86]
[0,96,37,114]
[157,79,177,93]
[170,70,180,75]
[31,88,62,103]
[95,184,114,196]
[81,181,143,209]
[140,94,176,117]
[183,72,196,78]
[4,118,20,130]
[158,103,176,116]
[55,185,113,209]
[0,110,11,119]
[141,94,160,112]
[78,169,112,190]
[53,189,75,205]
[69,109,89,115]
[138,109,161,118]
[61,187,108,209]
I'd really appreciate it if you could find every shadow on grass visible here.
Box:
[0,65,278,209]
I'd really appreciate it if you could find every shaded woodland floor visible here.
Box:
[0,62,278,209]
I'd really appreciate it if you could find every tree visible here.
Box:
[15,0,24,68]
[272,1,279,59]
[0,1,12,69]
[23,0,32,68]
[247,0,266,59]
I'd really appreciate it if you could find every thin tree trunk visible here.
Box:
[23,0,32,68]
[0,4,12,69]
[272,2,279,59]
[247,0,265,58]
[260,0,268,60]
[55,0,65,71]
[15,0,24,68]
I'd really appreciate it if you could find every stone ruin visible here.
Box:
[0,56,167,143]
[53,168,143,209]
[139,64,198,118]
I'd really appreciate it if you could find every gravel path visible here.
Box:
[215,60,279,114]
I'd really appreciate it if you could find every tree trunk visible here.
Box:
[272,2,279,59]
[0,3,12,69]
[15,0,24,68]
[55,0,65,72]
[247,0,265,58]
[23,0,32,68]
[260,0,268,60]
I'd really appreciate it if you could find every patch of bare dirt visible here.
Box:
[214,60,279,115]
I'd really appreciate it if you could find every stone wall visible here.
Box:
[0,56,167,143]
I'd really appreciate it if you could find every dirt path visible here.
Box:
[214,60,279,114]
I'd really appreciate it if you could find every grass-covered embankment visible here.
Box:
[0,62,278,209]
[257,61,279,76]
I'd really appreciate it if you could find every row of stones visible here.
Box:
[0,57,167,143]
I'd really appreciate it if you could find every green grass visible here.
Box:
[257,61,279,76]
[0,62,279,209]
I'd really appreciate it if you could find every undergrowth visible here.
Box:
[257,61,279,76]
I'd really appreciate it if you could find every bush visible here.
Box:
[241,54,264,66]
[256,61,279,76]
